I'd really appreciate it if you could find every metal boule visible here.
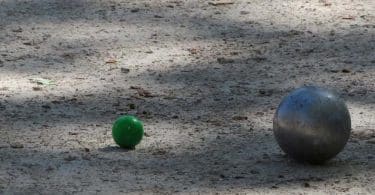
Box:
[273,86,351,164]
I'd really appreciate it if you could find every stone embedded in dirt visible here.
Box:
[51,99,62,105]
[234,176,245,179]
[12,27,23,33]
[255,112,264,116]
[319,0,332,6]
[121,67,130,73]
[251,56,267,62]
[258,89,273,96]
[23,41,34,46]
[304,182,311,188]
[62,53,74,59]
[105,59,117,64]
[288,30,304,36]
[349,89,367,97]
[217,57,234,64]
[46,166,54,171]
[69,97,78,102]
[329,30,336,36]
[342,69,351,73]
[259,89,266,95]
[152,149,167,155]
[230,51,239,55]
[240,11,250,15]
[232,116,248,120]
[187,48,198,55]
[206,119,222,126]
[128,103,136,109]
[10,143,24,148]
[42,104,51,109]
[219,174,226,179]
[154,15,163,18]
[342,16,355,20]
[130,8,140,13]
[208,1,234,6]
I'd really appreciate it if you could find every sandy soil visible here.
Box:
[0,0,374,194]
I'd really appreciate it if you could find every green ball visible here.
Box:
[112,115,144,149]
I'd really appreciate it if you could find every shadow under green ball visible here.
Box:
[112,115,144,149]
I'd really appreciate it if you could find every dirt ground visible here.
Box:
[0,0,374,194]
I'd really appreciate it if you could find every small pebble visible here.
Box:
[130,8,140,13]
[121,68,130,73]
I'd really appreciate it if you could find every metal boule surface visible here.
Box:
[273,86,351,164]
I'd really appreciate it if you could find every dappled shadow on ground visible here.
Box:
[0,0,373,112]
[0,0,375,193]
[1,124,374,193]
[0,0,374,74]
[1,50,374,129]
